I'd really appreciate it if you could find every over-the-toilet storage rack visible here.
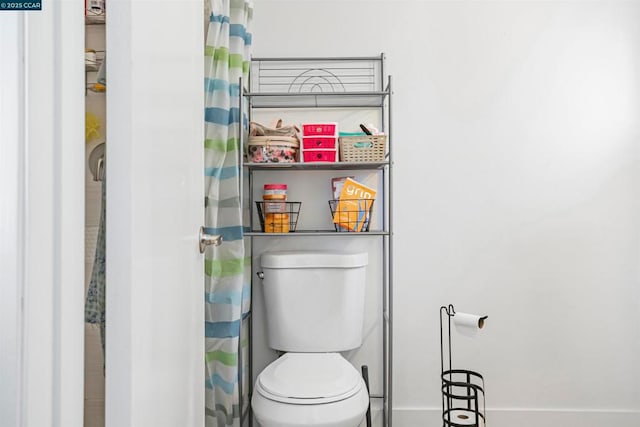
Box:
[238,54,393,427]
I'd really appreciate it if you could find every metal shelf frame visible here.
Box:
[245,160,389,171]
[245,231,391,237]
[239,54,393,427]
[243,90,390,109]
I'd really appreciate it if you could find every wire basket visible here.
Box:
[339,135,387,162]
[441,369,486,427]
[256,201,301,233]
[328,199,375,232]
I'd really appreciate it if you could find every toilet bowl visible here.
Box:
[252,353,369,427]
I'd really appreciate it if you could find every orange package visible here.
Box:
[332,178,376,232]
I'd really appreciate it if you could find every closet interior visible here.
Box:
[84,1,106,426]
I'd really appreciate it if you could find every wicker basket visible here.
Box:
[339,135,387,162]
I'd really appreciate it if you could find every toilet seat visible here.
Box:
[256,353,363,405]
[252,353,369,427]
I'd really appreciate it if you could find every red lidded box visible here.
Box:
[301,123,337,136]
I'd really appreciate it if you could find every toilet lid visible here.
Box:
[258,353,363,404]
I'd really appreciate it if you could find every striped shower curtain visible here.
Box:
[204,1,253,425]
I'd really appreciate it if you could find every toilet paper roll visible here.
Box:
[453,312,487,337]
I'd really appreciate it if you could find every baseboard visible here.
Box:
[392,407,640,427]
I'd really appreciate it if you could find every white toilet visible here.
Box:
[252,251,370,427]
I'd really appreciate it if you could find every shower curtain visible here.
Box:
[204,1,253,426]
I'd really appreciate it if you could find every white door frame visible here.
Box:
[0,2,85,426]
[0,14,27,427]
[1,0,204,425]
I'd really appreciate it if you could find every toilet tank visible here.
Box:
[260,251,368,352]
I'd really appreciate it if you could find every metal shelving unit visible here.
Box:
[240,54,393,427]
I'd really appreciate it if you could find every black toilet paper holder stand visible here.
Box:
[440,304,487,427]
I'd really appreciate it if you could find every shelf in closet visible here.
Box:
[85,15,106,25]
[86,84,106,94]
[85,57,103,72]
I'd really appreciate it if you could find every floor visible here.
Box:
[84,321,105,427]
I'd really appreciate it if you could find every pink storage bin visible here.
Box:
[302,149,337,163]
[301,123,338,136]
[301,136,338,150]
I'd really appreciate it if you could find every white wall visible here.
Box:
[252,1,640,426]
